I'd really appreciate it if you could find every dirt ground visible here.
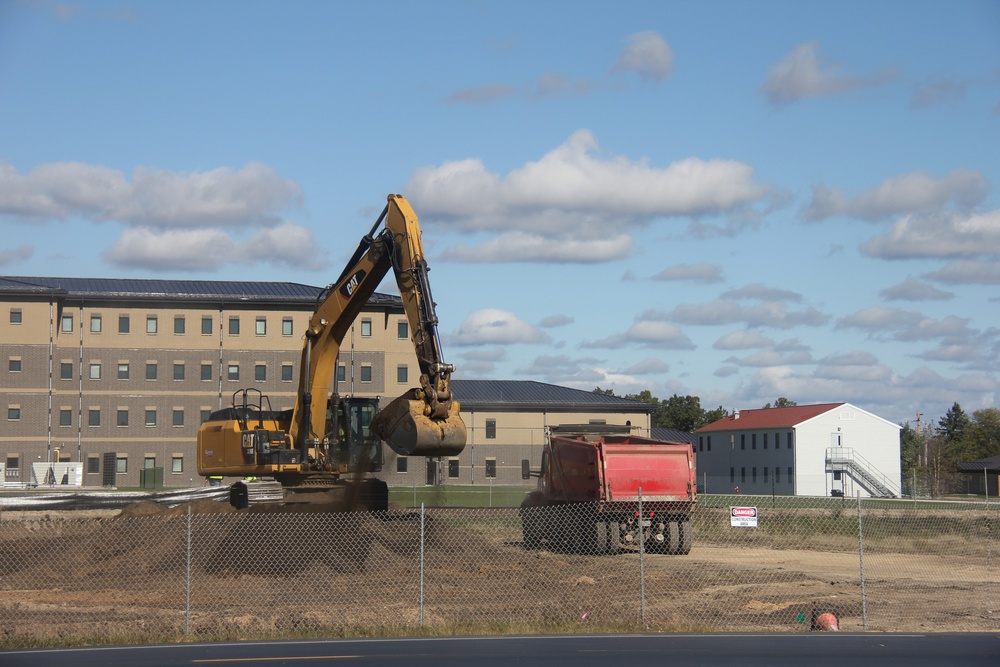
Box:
[1,503,997,645]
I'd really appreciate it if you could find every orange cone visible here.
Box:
[814,612,839,631]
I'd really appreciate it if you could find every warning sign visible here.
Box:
[730,506,758,528]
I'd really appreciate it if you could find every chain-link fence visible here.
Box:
[1,495,997,647]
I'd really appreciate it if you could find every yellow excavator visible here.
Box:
[196,194,467,510]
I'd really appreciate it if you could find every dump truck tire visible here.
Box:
[679,519,693,555]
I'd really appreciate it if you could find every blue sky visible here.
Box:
[2,0,999,427]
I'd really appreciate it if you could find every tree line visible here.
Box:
[900,403,1000,497]
[592,388,798,432]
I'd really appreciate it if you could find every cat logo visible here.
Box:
[339,270,366,299]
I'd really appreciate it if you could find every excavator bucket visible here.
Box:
[372,392,467,457]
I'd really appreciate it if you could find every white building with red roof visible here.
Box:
[694,402,901,498]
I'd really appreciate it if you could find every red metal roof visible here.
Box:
[696,403,846,432]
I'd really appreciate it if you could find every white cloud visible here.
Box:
[612,31,674,82]
[449,308,550,346]
[924,260,1000,285]
[880,279,954,302]
[652,263,723,283]
[0,244,33,266]
[538,314,574,328]
[582,311,695,350]
[721,283,802,302]
[760,42,898,106]
[861,209,1000,260]
[408,130,772,262]
[668,300,828,329]
[714,331,774,350]
[103,221,325,272]
[804,169,989,221]
[0,161,301,228]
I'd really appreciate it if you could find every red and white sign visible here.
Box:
[730,506,758,527]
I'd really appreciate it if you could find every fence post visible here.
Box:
[638,487,646,628]
[419,503,425,627]
[186,504,191,639]
[857,492,868,630]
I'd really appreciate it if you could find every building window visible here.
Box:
[485,458,497,478]
[763,433,768,449]
[397,321,408,339]
[707,436,712,452]
[144,456,156,469]
[740,434,745,450]
[7,406,20,421]
[775,467,781,483]
[788,467,794,484]
[89,363,101,380]
[172,456,184,473]
[360,365,372,382]
[88,409,100,427]
[227,364,239,381]
[775,432,780,450]
[397,365,408,384]
[752,433,757,449]
[255,317,266,336]
[119,314,130,333]
[396,456,408,473]
[87,456,100,474]
[60,362,73,380]
[448,458,459,478]
[145,409,157,427]
[174,316,185,335]
[741,467,746,483]
[787,432,793,449]
[201,316,213,335]
[752,467,757,482]
[8,358,21,372]
[698,436,703,452]
[59,409,72,426]
[228,317,240,335]
[61,313,74,332]
[360,319,372,337]
[10,308,22,324]
[117,409,128,427]
[173,363,185,381]
[255,364,266,381]
[146,363,158,380]
[281,364,293,382]
[730,467,735,483]
[486,419,497,439]
[118,363,129,380]
[146,315,158,334]
[337,365,346,382]
[90,314,102,333]
[282,318,293,336]
[763,467,769,482]
[172,409,184,427]
[201,363,212,381]
[116,456,128,474]
[200,409,212,423]
[6,456,18,471]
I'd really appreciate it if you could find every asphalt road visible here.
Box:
[2,633,997,667]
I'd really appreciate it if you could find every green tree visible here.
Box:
[592,387,616,396]
[965,408,1000,460]
[660,394,707,432]
[937,402,970,442]
[703,405,728,426]
[762,397,798,408]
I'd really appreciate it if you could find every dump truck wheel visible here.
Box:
[666,520,680,554]
[595,521,608,555]
[608,521,621,554]
[678,520,692,555]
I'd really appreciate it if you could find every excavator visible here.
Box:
[196,194,467,511]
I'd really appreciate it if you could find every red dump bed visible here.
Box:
[546,434,695,505]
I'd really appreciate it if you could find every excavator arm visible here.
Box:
[289,194,466,458]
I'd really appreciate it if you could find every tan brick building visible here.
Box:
[1,277,653,490]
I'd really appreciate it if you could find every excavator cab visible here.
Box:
[328,396,383,472]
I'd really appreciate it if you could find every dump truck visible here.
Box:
[519,424,696,554]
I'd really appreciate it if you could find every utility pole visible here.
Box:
[915,411,924,466]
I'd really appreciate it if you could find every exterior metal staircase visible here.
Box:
[825,447,899,498]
